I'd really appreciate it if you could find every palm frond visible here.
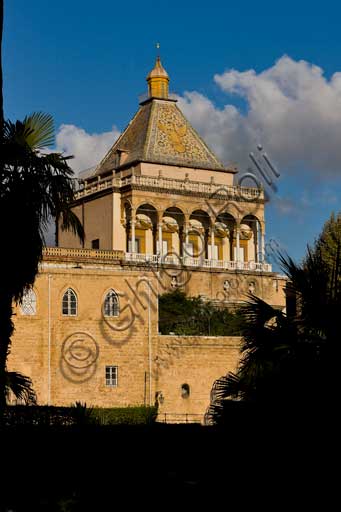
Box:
[240,293,282,328]
[22,112,55,149]
[5,371,37,405]
[60,208,85,243]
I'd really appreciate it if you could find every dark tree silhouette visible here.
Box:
[0,0,3,127]
[207,241,341,424]
[0,113,84,413]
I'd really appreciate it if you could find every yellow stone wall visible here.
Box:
[8,252,286,422]
[139,162,235,186]
[155,335,241,423]
[59,194,113,250]
[158,265,286,309]
[9,264,159,407]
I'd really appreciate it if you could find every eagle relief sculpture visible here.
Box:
[158,121,187,153]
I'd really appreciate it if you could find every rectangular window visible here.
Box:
[91,239,100,249]
[105,366,118,387]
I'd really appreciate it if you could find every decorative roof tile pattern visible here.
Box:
[95,99,226,176]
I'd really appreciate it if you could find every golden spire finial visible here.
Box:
[146,46,169,99]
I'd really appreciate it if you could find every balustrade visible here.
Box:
[43,247,271,271]
[43,247,124,260]
[124,252,271,271]
[75,174,264,201]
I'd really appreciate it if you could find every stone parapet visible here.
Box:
[75,173,264,202]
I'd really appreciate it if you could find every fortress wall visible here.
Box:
[8,258,285,415]
[9,267,159,407]
[155,335,242,423]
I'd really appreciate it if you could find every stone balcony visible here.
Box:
[125,252,272,272]
[42,247,271,272]
[75,174,264,202]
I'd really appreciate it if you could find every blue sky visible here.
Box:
[4,0,341,262]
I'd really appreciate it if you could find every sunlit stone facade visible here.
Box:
[8,58,286,422]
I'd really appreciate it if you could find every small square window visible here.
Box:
[105,366,118,387]
[92,239,100,249]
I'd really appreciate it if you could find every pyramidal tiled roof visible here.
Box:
[94,98,227,175]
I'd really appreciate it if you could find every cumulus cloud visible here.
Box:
[48,56,341,179]
[178,56,341,177]
[53,124,120,173]
[42,124,119,245]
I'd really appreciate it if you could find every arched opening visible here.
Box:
[103,289,120,317]
[188,210,210,259]
[240,215,261,263]
[215,213,236,261]
[162,207,185,259]
[62,288,78,316]
[135,204,158,255]
[181,383,190,399]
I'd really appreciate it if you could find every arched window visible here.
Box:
[62,288,77,316]
[20,289,37,316]
[181,383,190,399]
[248,281,256,295]
[103,290,120,317]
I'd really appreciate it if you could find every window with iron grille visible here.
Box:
[62,288,78,316]
[105,366,118,387]
[103,290,120,317]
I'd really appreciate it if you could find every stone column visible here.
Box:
[210,222,215,260]
[255,221,259,263]
[182,219,190,258]
[222,235,228,261]
[261,225,265,263]
[185,224,189,245]
[131,217,136,254]
[236,224,240,263]
[158,223,163,257]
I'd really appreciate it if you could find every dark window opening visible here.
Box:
[103,290,120,317]
[181,383,190,399]
[62,288,77,316]
[91,239,100,249]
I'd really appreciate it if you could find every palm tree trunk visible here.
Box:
[0,0,4,128]
[0,291,14,419]
[0,1,6,423]
[55,213,59,246]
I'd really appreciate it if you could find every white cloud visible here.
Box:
[42,124,120,246]
[53,124,120,173]
[47,56,341,180]
[177,56,341,177]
